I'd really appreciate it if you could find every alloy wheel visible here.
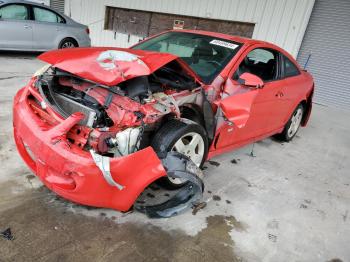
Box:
[170,132,205,185]
[287,108,303,138]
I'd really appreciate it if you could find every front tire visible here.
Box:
[280,104,304,141]
[152,119,208,189]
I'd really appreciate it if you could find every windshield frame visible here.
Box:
[132,31,243,84]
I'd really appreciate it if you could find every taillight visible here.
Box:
[86,27,90,34]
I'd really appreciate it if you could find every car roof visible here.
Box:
[0,0,45,6]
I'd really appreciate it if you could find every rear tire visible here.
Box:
[59,38,78,49]
[279,104,304,142]
[152,119,208,189]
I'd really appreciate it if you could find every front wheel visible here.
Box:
[152,120,208,189]
[279,104,304,141]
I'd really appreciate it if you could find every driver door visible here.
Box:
[214,47,284,149]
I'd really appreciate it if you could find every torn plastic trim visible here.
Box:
[90,150,124,190]
[134,152,204,218]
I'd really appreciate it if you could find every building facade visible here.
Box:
[63,0,315,58]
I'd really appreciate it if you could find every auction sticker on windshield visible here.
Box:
[210,39,239,50]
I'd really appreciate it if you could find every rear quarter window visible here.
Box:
[283,55,300,78]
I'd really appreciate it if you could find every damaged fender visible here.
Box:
[135,152,204,218]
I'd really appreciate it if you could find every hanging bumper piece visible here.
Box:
[134,152,204,218]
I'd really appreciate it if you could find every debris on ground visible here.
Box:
[300,203,308,209]
[26,174,35,180]
[192,202,207,215]
[213,195,221,201]
[1,228,14,241]
[230,158,240,164]
[226,200,231,204]
[208,160,220,167]
[207,190,212,194]
[267,233,277,242]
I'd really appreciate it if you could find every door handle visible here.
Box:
[24,25,32,29]
[275,91,284,98]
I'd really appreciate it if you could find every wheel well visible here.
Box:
[302,86,314,126]
[179,104,204,127]
[59,37,79,48]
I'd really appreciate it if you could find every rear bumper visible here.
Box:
[13,86,166,211]
[76,33,91,47]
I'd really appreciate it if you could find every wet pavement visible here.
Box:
[0,185,241,262]
[1,52,349,261]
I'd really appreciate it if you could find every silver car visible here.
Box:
[0,0,91,51]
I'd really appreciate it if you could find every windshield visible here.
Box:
[132,32,242,84]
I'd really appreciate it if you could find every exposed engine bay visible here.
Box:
[34,60,201,158]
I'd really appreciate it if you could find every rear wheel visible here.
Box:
[59,38,78,49]
[279,104,304,141]
[152,120,208,189]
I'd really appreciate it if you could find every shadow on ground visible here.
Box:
[0,51,42,59]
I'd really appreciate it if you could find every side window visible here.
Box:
[283,55,300,78]
[0,4,28,20]
[33,7,63,23]
[233,48,278,82]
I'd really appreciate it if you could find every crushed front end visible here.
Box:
[13,48,205,217]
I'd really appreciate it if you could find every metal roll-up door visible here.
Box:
[50,0,65,14]
[297,0,350,110]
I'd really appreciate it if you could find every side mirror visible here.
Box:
[238,72,264,89]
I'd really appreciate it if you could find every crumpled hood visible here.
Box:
[38,47,180,86]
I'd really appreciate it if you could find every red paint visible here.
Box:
[13,30,314,211]
[39,47,180,86]
[238,72,264,88]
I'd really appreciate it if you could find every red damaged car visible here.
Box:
[13,30,314,217]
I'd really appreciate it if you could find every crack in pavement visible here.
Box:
[0,75,31,80]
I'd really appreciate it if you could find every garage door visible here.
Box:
[50,0,65,14]
[297,0,350,110]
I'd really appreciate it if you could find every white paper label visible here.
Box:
[210,40,239,50]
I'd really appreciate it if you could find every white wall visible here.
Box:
[65,0,315,57]
[31,0,50,6]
